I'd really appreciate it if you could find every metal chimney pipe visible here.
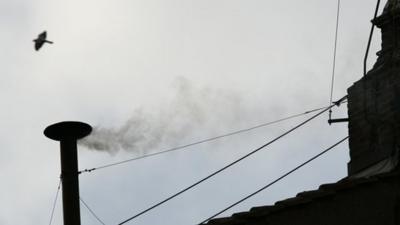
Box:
[44,121,92,225]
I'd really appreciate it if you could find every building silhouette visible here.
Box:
[206,1,400,224]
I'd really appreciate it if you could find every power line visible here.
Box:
[48,179,61,225]
[198,136,349,224]
[329,0,341,121]
[364,0,381,76]
[329,0,341,104]
[80,197,107,225]
[79,105,330,174]
[116,96,346,225]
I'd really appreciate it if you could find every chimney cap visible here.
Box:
[44,121,92,141]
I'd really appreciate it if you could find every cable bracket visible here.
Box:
[328,118,349,125]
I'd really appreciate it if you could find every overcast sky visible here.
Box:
[1,0,386,224]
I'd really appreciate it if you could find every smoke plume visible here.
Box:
[79,77,246,155]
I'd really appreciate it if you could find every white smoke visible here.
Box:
[79,77,247,155]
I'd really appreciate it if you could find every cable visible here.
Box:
[198,136,349,224]
[48,179,61,225]
[329,0,341,121]
[80,197,107,225]
[116,96,347,225]
[364,0,381,76]
[362,0,381,126]
[79,105,329,174]
[330,0,341,104]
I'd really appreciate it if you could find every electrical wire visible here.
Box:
[330,0,341,104]
[116,96,347,225]
[48,179,61,225]
[198,136,349,224]
[79,105,330,174]
[329,0,341,121]
[364,0,382,76]
[80,197,107,225]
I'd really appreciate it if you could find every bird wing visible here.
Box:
[38,31,47,40]
[35,41,44,50]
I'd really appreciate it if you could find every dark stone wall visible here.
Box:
[347,66,400,175]
[346,4,400,175]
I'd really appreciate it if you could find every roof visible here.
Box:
[206,170,400,225]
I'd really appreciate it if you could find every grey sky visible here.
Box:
[1,0,384,224]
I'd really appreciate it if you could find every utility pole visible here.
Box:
[44,121,92,225]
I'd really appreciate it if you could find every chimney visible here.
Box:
[347,0,400,177]
[44,121,92,225]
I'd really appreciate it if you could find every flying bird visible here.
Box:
[33,31,53,51]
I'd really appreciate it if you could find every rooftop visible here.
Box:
[207,170,400,224]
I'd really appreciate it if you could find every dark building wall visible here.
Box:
[347,66,400,174]
[347,1,400,176]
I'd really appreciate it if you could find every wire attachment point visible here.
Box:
[78,168,96,175]
[328,95,348,125]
